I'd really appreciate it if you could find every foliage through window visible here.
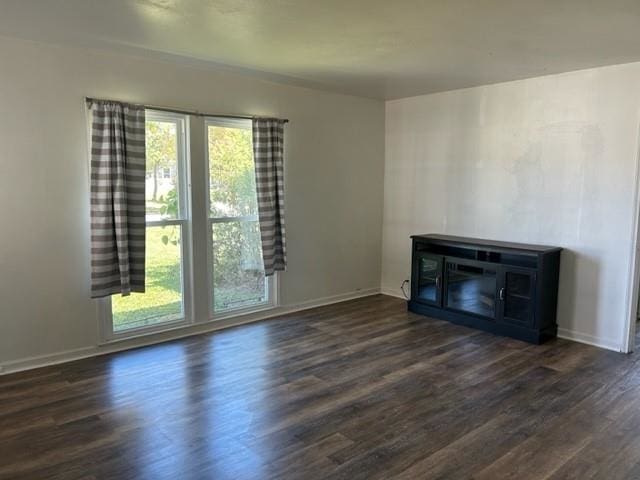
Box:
[104,112,274,339]
[111,113,188,333]
[208,120,270,313]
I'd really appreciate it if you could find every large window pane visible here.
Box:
[111,113,187,335]
[212,220,267,312]
[112,223,183,331]
[207,118,271,315]
[208,125,257,217]
[146,120,180,221]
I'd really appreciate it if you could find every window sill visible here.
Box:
[99,304,277,347]
[211,303,275,322]
[100,317,190,345]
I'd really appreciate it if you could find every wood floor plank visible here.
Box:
[1,295,640,479]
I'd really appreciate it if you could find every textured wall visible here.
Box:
[383,63,640,350]
[0,36,385,366]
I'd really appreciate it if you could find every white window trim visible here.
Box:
[205,116,277,319]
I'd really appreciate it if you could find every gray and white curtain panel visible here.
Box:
[252,118,287,276]
[89,100,146,298]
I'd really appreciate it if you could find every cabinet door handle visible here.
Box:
[499,287,505,301]
[436,275,441,289]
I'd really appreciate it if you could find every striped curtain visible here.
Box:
[89,101,146,298]
[252,118,287,276]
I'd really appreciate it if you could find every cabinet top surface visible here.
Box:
[411,234,562,254]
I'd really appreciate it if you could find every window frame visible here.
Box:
[205,117,276,320]
[99,110,193,342]
[97,112,279,344]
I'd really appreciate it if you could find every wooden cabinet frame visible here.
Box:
[408,234,561,344]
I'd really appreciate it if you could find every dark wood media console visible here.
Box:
[408,234,562,344]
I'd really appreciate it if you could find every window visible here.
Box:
[100,111,276,341]
[207,118,272,314]
[106,111,191,337]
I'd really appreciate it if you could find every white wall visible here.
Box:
[4,34,639,369]
[0,36,385,367]
[382,63,640,351]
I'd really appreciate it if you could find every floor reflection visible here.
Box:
[105,326,276,478]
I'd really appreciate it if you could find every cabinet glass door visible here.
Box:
[499,269,536,326]
[413,254,442,306]
[445,261,497,319]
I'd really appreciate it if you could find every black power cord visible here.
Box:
[400,279,410,299]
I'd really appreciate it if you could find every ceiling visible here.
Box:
[2,0,640,99]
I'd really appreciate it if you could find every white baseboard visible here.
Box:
[0,287,381,376]
[557,328,622,353]
[280,287,381,313]
[382,287,623,353]
[380,286,407,300]
[380,285,623,353]
[3,288,623,375]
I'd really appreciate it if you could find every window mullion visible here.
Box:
[145,219,186,228]
[209,215,258,224]
[187,114,211,324]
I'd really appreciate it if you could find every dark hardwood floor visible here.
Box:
[2,294,640,479]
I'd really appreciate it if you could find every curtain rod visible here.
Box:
[85,97,289,123]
